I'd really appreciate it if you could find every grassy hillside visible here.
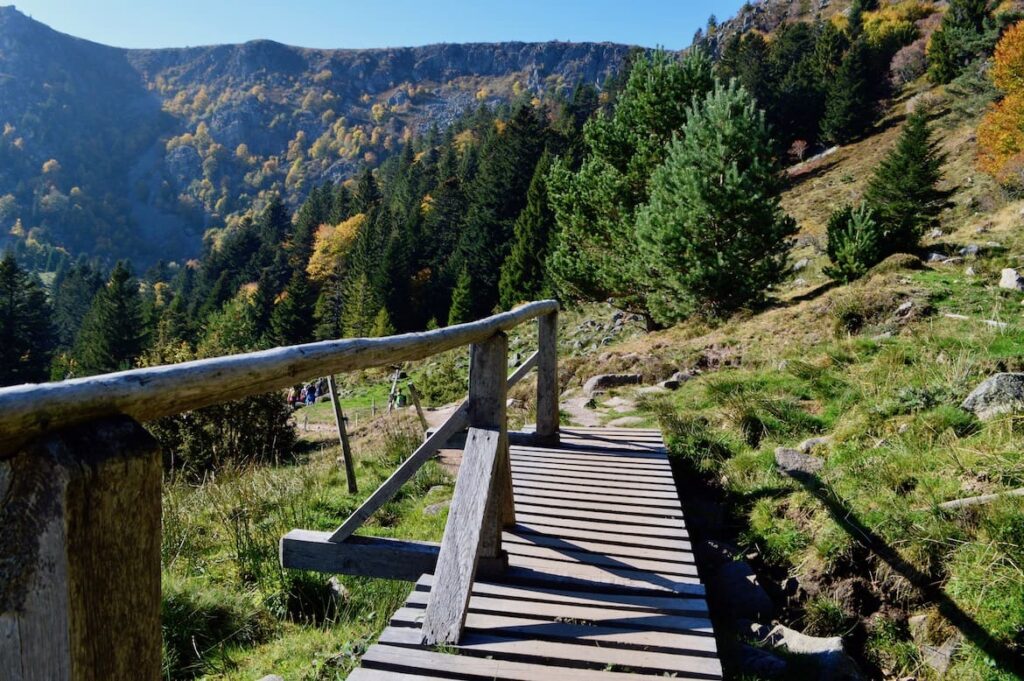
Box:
[564,74,1024,679]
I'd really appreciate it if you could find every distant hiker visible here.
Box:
[306,383,317,405]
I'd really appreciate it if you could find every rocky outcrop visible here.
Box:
[961,373,1024,420]
[583,373,643,396]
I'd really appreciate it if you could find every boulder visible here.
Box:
[775,447,824,477]
[999,268,1024,291]
[793,257,810,271]
[583,373,643,396]
[327,576,350,604]
[961,373,1024,420]
[709,560,775,622]
[764,625,863,680]
[423,500,450,516]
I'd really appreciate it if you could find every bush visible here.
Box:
[148,392,297,478]
[890,38,928,85]
[824,203,883,282]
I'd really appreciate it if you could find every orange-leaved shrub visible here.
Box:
[978,21,1024,190]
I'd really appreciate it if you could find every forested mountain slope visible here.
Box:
[0,5,629,264]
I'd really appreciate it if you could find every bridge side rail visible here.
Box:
[0,301,559,679]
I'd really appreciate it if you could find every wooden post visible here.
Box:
[327,375,357,494]
[467,332,514,559]
[0,416,161,681]
[535,310,560,445]
[407,382,429,432]
[386,367,401,414]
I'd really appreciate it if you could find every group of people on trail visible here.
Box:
[288,378,327,408]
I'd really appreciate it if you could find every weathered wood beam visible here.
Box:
[407,383,428,432]
[281,531,440,581]
[327,375,357,494]
[0,300,558,456]
[535,311,560,446]
[0,417,161,680]
[421,427,502,646]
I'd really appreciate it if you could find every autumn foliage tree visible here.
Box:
[978,21,1024,189]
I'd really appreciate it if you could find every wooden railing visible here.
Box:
[0,301,559,677]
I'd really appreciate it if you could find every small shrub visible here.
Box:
[655,405,734,476]
[415,349,467,406]
[824,203,884,283]
[890,38,928,86]
[803,596,854,636]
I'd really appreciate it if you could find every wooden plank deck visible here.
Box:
[347,427,722,680]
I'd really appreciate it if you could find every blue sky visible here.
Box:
[9,1,746,50]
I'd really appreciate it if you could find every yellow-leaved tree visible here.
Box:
[306,213,364,282]
[978,21,1024,188]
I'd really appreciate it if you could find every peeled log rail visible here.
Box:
[0,300,558,457]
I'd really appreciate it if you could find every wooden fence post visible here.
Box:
[327,375,358,494]
[0,416,161,681]
[535,310,560,445]
[407,383,429,432]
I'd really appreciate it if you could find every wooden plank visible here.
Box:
[328,402,469,541]
[361,644,663,680]
[510,471,676,493]
[506,350,539,388]
[404,591,711,633]
[502,532,693,562]
[535,311,559,445]
[512,494,684,519]
[510,464,677,487]
[503,543,699,577]
[511,450,672,470]
[511,477,680,500]
[0,300,559,456]
[500,565,706,597]
[511,522,692,550]
[421,428,502,645]
[514,504,686,529]
[506,555,702,588]
[415,575,708,614]
[515,513,688,539]
[393,608,716,654]
[509,459,675,479]
[280,530,439,581]
[379,626,722,678]
[512,483,682,508]
[511,443,668,460]
[407,382,428,432]
[327,374,357,493]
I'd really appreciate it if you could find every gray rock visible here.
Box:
[793,277,807,287]
[775,447,824,477]
[895,301,913,315]
[965,266,976,276]
[927,252,946,262]
[328,576,350,604]
[921,637,961,676]
[258,676,285,681]
[793,257,810,271]
[959,244,980,257]
[710,560,774,622]
[927,228,943,239]
[764,625,863,680]
[659,379,681,390]
[798,436,832,454]
[736,643,788,679]
[423,500,450,516]
[999,268,1024,291]
[583,373,643,396]
[941,256,963,265]
[961,373,1024,420]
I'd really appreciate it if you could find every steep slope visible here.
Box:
[0,6,630,264]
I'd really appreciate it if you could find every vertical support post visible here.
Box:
[535,310,560,446]
[327,374,358,494]
[407,383,429,432]
[468,332,514,560]
[0,416,162,681]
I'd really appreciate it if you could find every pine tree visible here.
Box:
[864,111,948,254]
[927,0,995,83]
[498,152,555,309]
[547,49,715,327]
[352,168,382,214]
[821,40,874,144]
[342,272,380,337]
[51,258,104,348]
[270,268,315,346]
[824,203,883,282]
[448,265,473,325]
[370,307,396,337]
[0,251,55,386]
[635,81,797,322]
[74,261,145,375]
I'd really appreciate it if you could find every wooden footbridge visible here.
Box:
[0,301,720,680]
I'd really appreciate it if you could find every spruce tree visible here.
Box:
[821,40,874,144]
[74,261,145,375]
[864,111,948,254]
[0,251,55,386]
[52,258,104,348]
[270,268,315,346]
[824,203,883,282]
[928,0,995,83]
[635,81,797,322]
[370,307,396,337]
[498,152,554,309]
[448,265,473,325]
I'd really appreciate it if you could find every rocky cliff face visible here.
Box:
[0,5,630,264]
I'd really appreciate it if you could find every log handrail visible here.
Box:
[0,300,558,457]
